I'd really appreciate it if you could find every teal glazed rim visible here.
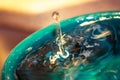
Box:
[2,11,120,80]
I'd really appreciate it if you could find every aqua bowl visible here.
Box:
[2,11,120,80]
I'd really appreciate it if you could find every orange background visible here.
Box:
[0,0,120,73]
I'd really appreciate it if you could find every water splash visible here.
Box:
[49,11,70,64]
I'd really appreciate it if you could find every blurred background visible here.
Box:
[0,0,120,72]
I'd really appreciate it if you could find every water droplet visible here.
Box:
[52,11,60,22]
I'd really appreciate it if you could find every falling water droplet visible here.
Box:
[52,11,60,22]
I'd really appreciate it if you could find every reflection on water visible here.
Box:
[16,19,120,80]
